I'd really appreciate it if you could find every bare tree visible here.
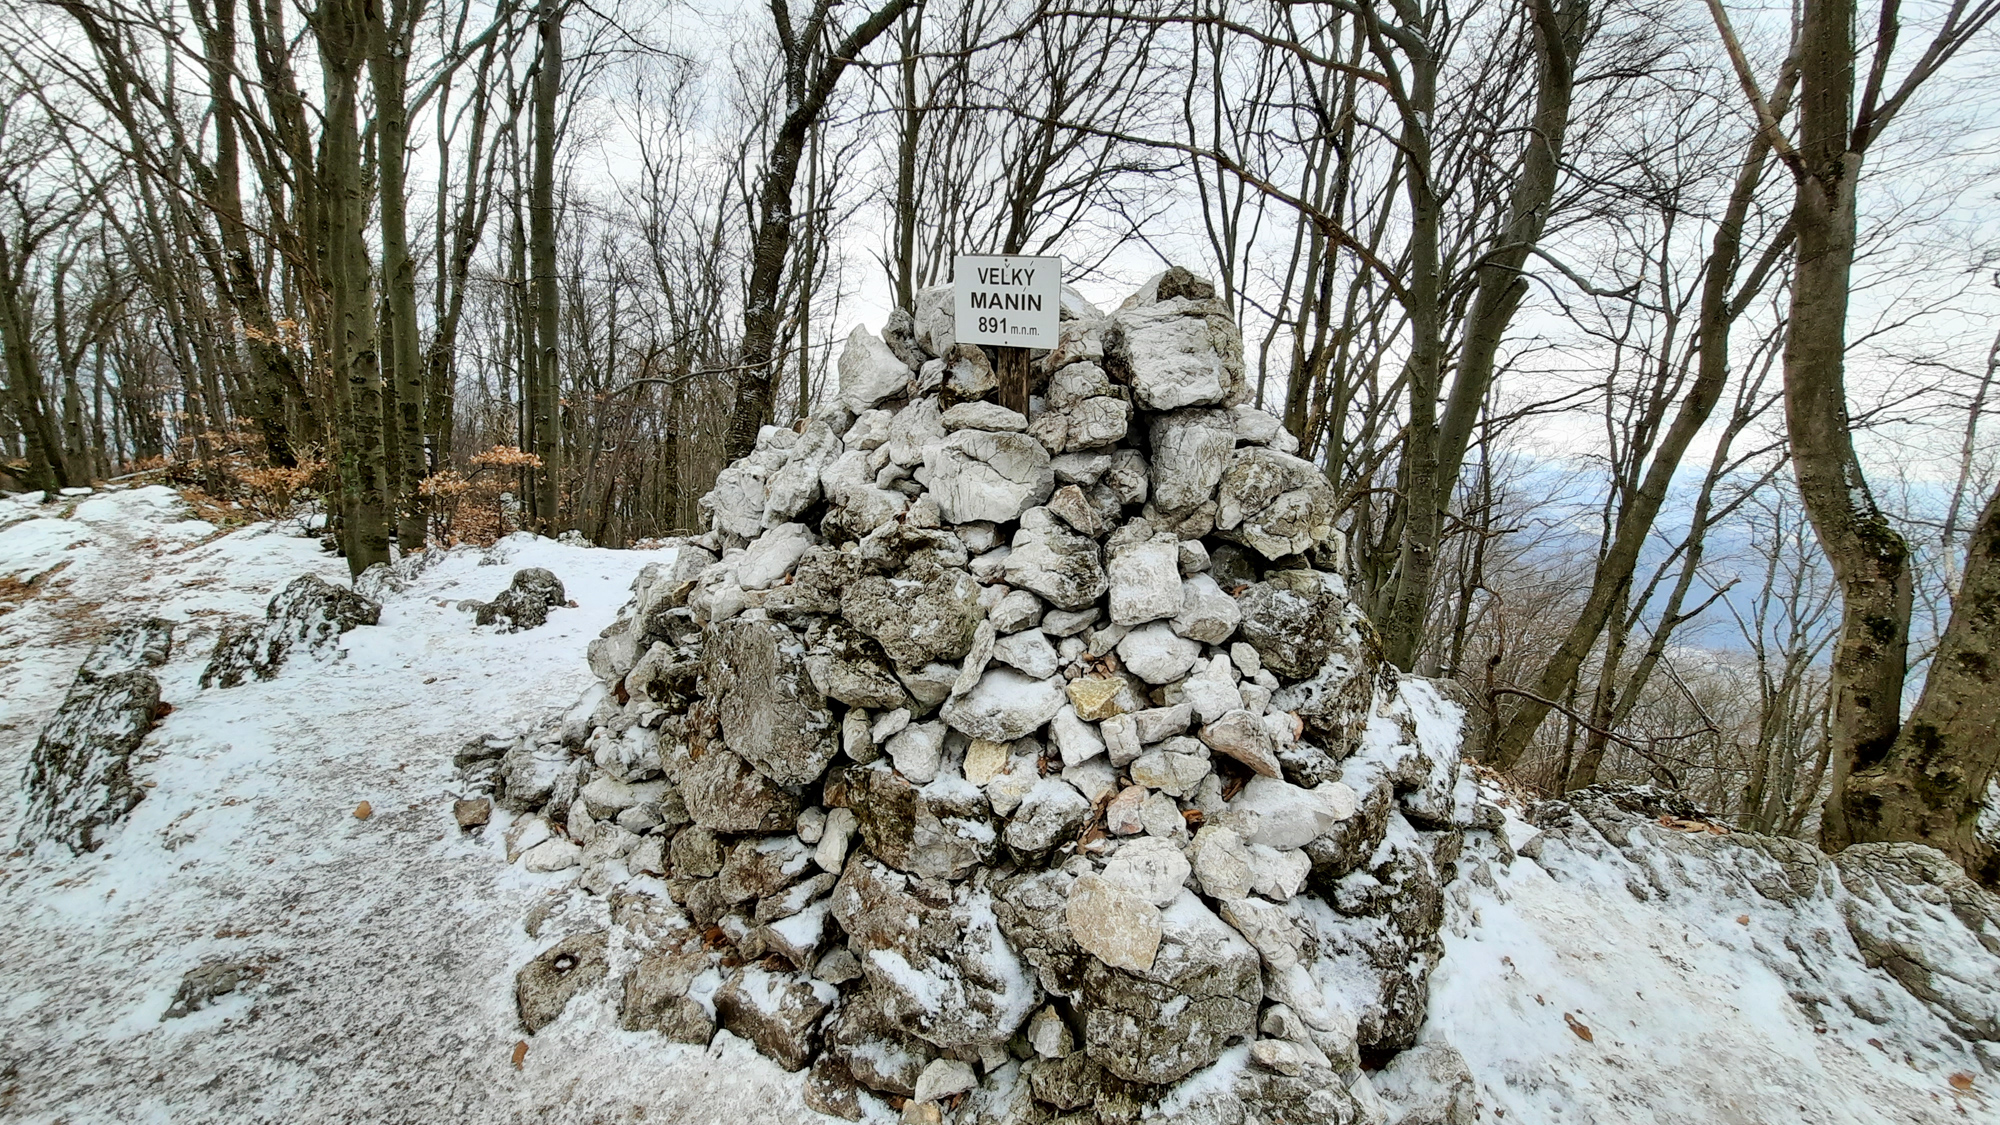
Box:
[723,0,917,462]
[1710,0,2000,882]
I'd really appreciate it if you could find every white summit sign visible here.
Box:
[954,254,1061,347]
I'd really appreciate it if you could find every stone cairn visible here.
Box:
[487,268,1491,1123]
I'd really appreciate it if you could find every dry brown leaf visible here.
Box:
[1736,915,1750,926]
[1565,1012,1594,1042]
[353,801,372,820]
[1949,1073,1975,1092]
[511,1040,529,1070]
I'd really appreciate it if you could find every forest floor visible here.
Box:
[0,485,1989,1124]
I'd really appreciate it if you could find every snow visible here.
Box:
[0,487,832,1123]
[1427,795,1996,1124]
[6,485,1995,1124]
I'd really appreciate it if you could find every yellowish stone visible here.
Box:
[1067,676,1126,722]
[963,738,1010,786]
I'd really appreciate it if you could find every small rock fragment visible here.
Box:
[453,798,492,829]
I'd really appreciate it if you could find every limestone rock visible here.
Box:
[1106,786,1148,835]
[1236,569,1342,681]
[76,617,175,684]
[467,567,567,631]
[824,984,935,1096]
[1232,774,1356,849]
[1192,826,1255,900]
[17,668,160,853]
[924,429,1055,524]
[843,763,996,880]
[1106,538,1182,626]
[1200,709,1282,778]
[843,567,984,669]
[1046,483,1106,537]
[941,401,1028,432]
[579,776,638,819]
[1214,447,1337,560]
[763,421,842,525]
[1179,655,1244,725]
[701,617,837,788]
[679,746,802,834]
[620,941,718,1043]
[1066,873,1163,973]
[839,324,913,412]
[941,667,1067,743]
[522,837,582,873]
[887,394,946,467]
[1064,396,1132,451]
[830,856,1038,1049]
[1372,1042,1479,1125]
[993,867,1088,999]
[1078,891,1260,1084]
[516,930,609,1032]
[1104,296,1246,411]
[989,588,1044,634]
[735,523,816,590]
[803,1057,863,1121]
[991,628,1059,679]
[943,343,999,399]
[1131,703,1193,744]
[1146,409,1235,517]
[1066,676,1125,721]
[913,1058,978,1105]
[1115,622,1202,685]
[200,574,380,688]
[714,968,837,1071]
[1129,748,1211,798]
[1001,519,1108,611]
[815,806,858,873]
[1006,777,1093,854]
[1101,836,1192,906]
[1171,573,1242,645]
[1049,705,1105,767]
[886,720,948,784]
[805,632,912,711]
[1028,1005,1075,1059]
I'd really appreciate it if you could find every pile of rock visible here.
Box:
[490,269,1489,1123]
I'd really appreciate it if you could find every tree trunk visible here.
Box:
[1842,485,2000,882]
[194,0,305,470]
[0,267,71,493]
[1432,0,1587,486]
[1379,0,1581,668]
[1781,0,1915,854]
[316,0,391,575]
[1373,14,1441,671]
[370,0,428,548]
[528,0,562,532]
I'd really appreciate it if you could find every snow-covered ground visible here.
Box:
[1,486,1994,1124]
[0,487,824,1123]
[1427,792,1997,1124]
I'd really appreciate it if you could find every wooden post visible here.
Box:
[998,346,1029,417]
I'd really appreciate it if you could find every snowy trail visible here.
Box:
[0,490,825,1124]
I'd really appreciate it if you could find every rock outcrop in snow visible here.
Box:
[18,617,173,852]
[1521,786,2000,1066]
[199,573,380,688]
[490,269,1492,1122]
